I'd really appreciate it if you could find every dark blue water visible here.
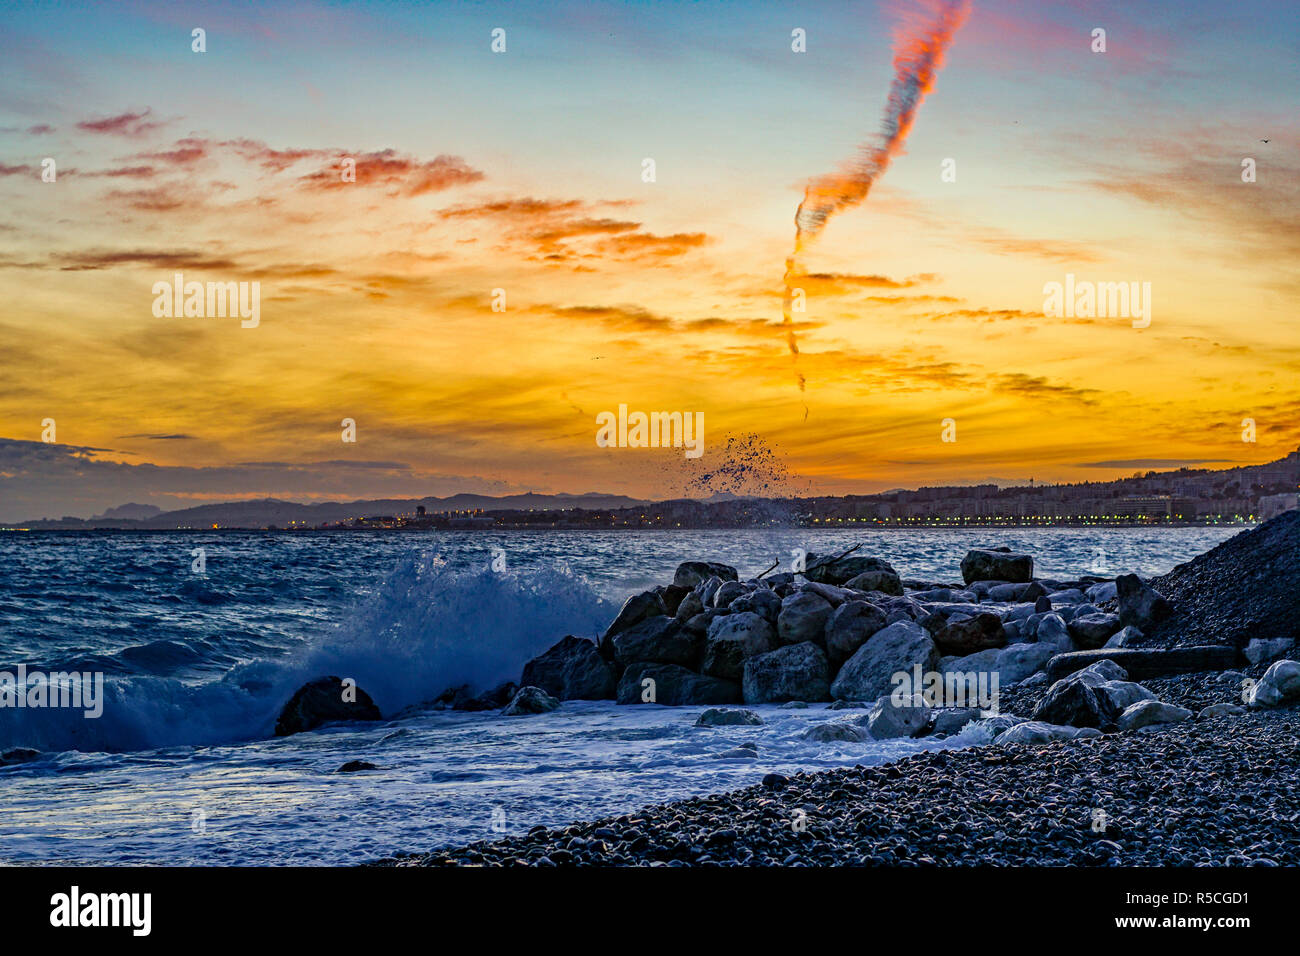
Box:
[0,527,1245,864]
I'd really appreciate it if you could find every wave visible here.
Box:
[0,554,613,754]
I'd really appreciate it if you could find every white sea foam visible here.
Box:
[0,556,612,752]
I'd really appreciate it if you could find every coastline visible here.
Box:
[373,514,1300,867]
[376,704,1300,867]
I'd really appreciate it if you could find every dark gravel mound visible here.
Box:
[375,707,1300,866]
[1141,511,1300,650]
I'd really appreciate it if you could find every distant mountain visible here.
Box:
[93,503,163,520]
[13,492,652,530]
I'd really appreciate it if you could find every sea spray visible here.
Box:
[0,555,613,753]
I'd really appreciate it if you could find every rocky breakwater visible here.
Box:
[500,543,1221,736]
[281,514,1300,747]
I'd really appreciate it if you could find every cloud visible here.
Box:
[975,235,1104,263]
[75,108,166,137]
[437,196,705,264]
[996,372,1099,404]
[82,165,158,179]
[596,231,709,259]
[295,149,484,195]
[130,137,210,167]
[52,249,239,271]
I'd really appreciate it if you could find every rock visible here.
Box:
[842,568,904,596]
[1068,612,1122,650]
[701,612,777,682]
[874,595,927,622]
[823,600,888,667]
[933,611,1006,654]
[728,588,781,623]
[695,707,763,726]
[1073,659,1129,683]
[520,635,616,700]
[1245,638,1296,666]
[456,681,518,711]
[600,589,668,653]
[674,561,738,588]
[830,621,937,702]
[1198,703,1245,719]
[616,663,742,706]
[1031,675,1122,728]
[501,685,560,716]
[1049,588,1087,607]
[611,615,700,668]
[1021,581,1050,603]
[1036,612,1073,652]
[996,642,1055,684]
[761,773,790,788]
[694,575,725,607]
[998,721,1086,745]
[861,694,931,739]
[1117,700,1192,731]
[802,721,869,743]
[960,549,1033,585]
[805,554,899,590]
[275,676,382,736]
[1097,680,1156,711]
[657,584,692,616]
[1086,581,1119,604]
[712,580,748,608]
[673,590,704,622]
[1034,595,1053,614]
[1246,659,1300,708]
[1116,573,1173,630]
[776,591,834,645]
[827,699,867,709]
[931,707,983,735]
[780,700,809,709]
[681,610,721,638]
[335,760,378,773]
[1104,625,1143,648]
[800,580,858,606]
[1044,646,1241,682]
[1019,671,1049,690]
[939,647,1001,674]
[985,582,1026,602]
[743,642,831,704]
[0,747,40,765]
[972,714,1028,738]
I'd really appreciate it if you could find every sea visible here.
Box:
[0,526,1243,865]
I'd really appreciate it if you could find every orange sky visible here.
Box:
[1,0,1297,519]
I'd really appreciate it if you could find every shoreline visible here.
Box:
[375,704,1300,867]
[374,514,1300,867]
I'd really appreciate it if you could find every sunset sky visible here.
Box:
[1,0,1298,521]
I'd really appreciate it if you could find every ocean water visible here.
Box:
[0,526,1242,864]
